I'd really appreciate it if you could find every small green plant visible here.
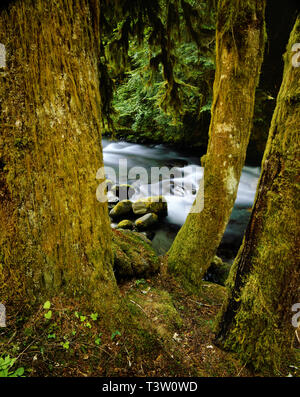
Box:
[43,301,51,309]
[61,341,70,350]
[0,355,24,377]
[95,333,103,346]
[90,313,98,321]
[44,310,52,320]
[111,330,121,341]
[43,301,52,319]
[135,279,146,286]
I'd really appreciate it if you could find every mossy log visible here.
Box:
[215,16,300,373]
[168,0,266,288]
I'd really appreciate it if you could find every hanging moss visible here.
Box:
[102,0,213,117]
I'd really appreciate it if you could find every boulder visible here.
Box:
[203,256,231,286]
[132,196,168,217]
[109,200,133,220]
[111,229,160,281]
[135,213,158,230]
[117,219,134,230]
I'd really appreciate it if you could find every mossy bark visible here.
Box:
[0,0,120,315]
[215,16,300,373]
[168,0,266,288]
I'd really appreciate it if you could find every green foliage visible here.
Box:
[103,0,216,147]
[109,38,215,146]
[90,313,99,321]
[111,330,122,340]
[43,301,51,310]
[135,279,147,286]
[0,355,24,377]
[95,333,103,346]
[44,311,52,320]
[61,341,70,351]
[102,0,211,117]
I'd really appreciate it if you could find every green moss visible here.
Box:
[117,219,134,230]
[135,213,158,230]
[110,200,133,219]
[111,229,160,281]
[204,256,231,285]
[132,196,168,217]
[127,287,183,341]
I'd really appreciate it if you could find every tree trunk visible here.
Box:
[0,0,120,315]
[215,16,300,373]
[167,0,266,289]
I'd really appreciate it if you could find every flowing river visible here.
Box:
[102,138,260,261]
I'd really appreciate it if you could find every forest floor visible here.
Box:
[1,261,299,378]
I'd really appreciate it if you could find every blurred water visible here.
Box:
[102,138,260,258]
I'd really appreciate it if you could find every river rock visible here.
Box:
[132,196,168,217]
[111,229,160,281]
[109,200,133,219]
[135,213,158,230]
[117,219,134,230]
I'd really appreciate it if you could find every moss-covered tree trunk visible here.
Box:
[0,0,120,314]
[167,0,266,288]
[215,16,300,373]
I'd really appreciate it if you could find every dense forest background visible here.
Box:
[105,0,297,166]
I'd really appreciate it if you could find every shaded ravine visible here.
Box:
[102,138,260,261]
